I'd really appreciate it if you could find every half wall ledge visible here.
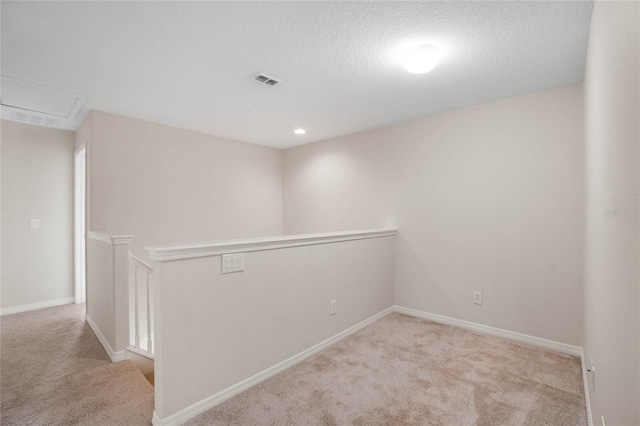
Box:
[145,228,398,262]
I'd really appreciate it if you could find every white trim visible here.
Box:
[152,306,395,426]
[396,306,591,422]
[393,306,582,356]
[0,297,75,316]
[131,254,154,275]
[74,146,86,304]
[86,314,126,362]
[111,235,135,245]
[581,349,594,426]
[87,231,134,246]
[127,345,155,360]
[152,412,163,426]
[146,228,397,262]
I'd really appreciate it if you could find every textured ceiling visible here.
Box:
[1,1,593,148]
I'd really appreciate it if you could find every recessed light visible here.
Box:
[402,44,441,74]
[294,128,306,135]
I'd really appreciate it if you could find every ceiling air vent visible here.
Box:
[254,73,282,87]
[11,110,60,128]
[1,76,86,129]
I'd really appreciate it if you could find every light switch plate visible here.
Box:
[222,253,245,274]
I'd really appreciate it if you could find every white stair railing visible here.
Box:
[129,254,154,357]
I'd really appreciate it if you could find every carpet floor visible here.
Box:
[1,303,154,426]
[187,313,587,426]
[1,306,587,425]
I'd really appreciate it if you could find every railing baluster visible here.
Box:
[134,265,140,349]
[129,254,154,356]
[146,272,152,354]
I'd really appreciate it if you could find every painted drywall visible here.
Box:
[153,235,395,419]
[85,233,131,355]
[1,120,75,309]
[86,237,115,348]
[583,1,640,424]
[283,84,585,346]
[86,111,283,258]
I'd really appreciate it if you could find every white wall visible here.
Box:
[283,84,585,346]
[583,2,640,424]
[1,120,75,310]
[86,111,283,258]
[153,234,395,420]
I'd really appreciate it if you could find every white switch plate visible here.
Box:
[30,219,40,229]
[330,300,337,315]
[473,291,482,305]
[222,253,245,274]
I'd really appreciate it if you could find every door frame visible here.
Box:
[74,146,86,304]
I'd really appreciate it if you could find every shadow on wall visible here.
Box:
[394,233,455,315]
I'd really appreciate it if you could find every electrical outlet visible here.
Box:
[330,300,337,315]
[221,253,245,274]
[473,291,482,305]
[30,219,40,229]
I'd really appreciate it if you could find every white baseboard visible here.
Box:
[393,305,582,356]
[152,306,395,426]
[396,306,592,424]
[127,345,155,360]
[152,412,163,426]
[0,297,75,316]
[580,349,594,426]
[86,314,126,363]
[153,305,589,426]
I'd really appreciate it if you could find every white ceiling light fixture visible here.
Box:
[402,44,441,74]
[3,2,593,147]
[294,128,306,135]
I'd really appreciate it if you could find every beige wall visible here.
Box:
[583,2,640,424]
[85,234,131,356]
[153,234,395,419]
[86,237,115,346]
[86,111,283,258]
[1,120,75,309]
[283,84,585,346]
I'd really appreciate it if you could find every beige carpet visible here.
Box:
[187,313,587,426]
[1,303,154,426]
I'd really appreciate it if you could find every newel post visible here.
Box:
[111,235,134,354]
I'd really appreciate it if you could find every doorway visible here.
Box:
[74,146,86,304]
